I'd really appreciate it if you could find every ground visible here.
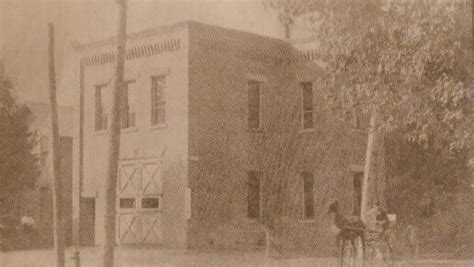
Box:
[1,247,474,267]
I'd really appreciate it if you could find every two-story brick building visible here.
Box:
[71,21,385,254]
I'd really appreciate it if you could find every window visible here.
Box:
[301,82,314,130]
[40,135,48,151]
[151,75,166,126]
[40,151,48,171]
[119,198,135,209]
[95,84,108,131]
[142,198,160,209]
[121,80,136,129]
[301,172,314,220]
[352,111,361,129]
[247,171,261,219]
[248,80,262,130]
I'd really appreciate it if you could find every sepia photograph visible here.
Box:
[0,0,473,266]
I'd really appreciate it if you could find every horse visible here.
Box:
[328,200,366,266]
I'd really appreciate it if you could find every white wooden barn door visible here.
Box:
[117,158,162,245]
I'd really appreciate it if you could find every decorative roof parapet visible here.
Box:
[80,38,181,67]
[295,49,320,62]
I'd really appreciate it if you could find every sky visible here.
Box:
[0,0,284,106]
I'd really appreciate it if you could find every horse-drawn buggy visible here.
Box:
[329,201,398,266]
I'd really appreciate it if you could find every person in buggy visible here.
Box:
[366,201,398,259]
[366,201,389,232]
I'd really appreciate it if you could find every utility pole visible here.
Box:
[102,1,127,266]
[48,23,65,267]
[71,62,85,267]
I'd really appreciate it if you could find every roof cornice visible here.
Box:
[72,21,189,52]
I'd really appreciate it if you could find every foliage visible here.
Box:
[0,74,39,214]
[268,0,473,154]
[385,135,473,254]
[267,0,474,254]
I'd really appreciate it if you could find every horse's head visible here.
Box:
[328,200,339,214]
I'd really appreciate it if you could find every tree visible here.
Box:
[0,68,39,222]
[384,133,473,254]
[268,0,473,221]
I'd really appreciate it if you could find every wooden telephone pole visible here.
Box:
[48,23,65,267]
[102,0,127,266]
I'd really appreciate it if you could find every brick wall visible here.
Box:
[187,22,385,254]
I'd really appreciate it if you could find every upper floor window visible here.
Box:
[121,80,136,129]
[301,171,315,220]
[40,135,49,153]
[151,75,166,126]
[248,80,262,130]
[247,171,262,219]
[301,82,314,130]
[95,84,108,131]
[352,111,361,129]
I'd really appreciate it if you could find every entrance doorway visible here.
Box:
[117,158,163,245]
[79,197,95,246]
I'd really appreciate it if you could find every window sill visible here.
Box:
[121,127,138,133]
[245,218,261,224]
[300,128,315,133]
[94,127,138,135]
[350,128,367,134]
[300,219,317,224]
[151,123,168,130]
[94,130,109,136]
[81,191,99,198]
[247,128,264,133]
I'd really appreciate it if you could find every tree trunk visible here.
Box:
[102,1,127,266]
[48,23,65,267]
[360,111,378,224]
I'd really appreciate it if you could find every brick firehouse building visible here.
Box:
[71,21,385,253]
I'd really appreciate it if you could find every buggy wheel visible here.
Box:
[340,240,356,267]
[381,241,395,266]
[365,241,394,267]
[364,244,376,263]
